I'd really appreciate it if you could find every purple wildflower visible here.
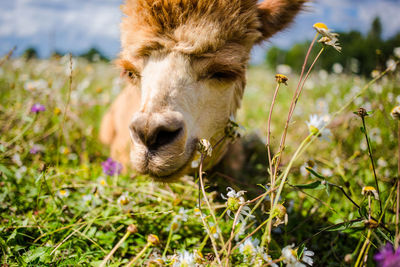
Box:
[29,144,42,154]
[101,158,123,176]
[374,243,400,267]
[31,103,46,113]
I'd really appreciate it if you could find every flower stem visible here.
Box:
[354,229,371,267]
[162,226,174,258]
[266,82,281,249]
[198,154,223,265]
[100,230,132,267]
[273,33,319,180]
[361,116,382,214]
[56,53,73,168]
[261,134,313,248]
[225,205,245,266]
[396,120,400,249]
[6,115,37,148]
[126,242,151,267]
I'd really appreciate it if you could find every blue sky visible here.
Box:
[1,0,400,62]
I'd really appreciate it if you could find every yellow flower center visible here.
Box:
[227,197,240,212]
[171,221,180,231]
[313,22,328,30]
[119,197,129,205]
[309,125,320,136]
[243,244,254,255]
[100,179,106,186]
[59,190,67,195]
[363,186,376,193]
[210,225,217,234]
[54,107,61,115]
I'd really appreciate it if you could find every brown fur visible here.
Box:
[101,0,306,174]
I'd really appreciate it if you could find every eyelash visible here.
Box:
[123,69,140,81]
[208,71,237,82]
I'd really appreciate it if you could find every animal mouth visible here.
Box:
[145,139,198,182]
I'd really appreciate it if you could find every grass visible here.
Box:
[0,45,399,266]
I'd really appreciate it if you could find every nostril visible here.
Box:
[129,123,146,145]
[130,112,185,150]
[150,127,182,150]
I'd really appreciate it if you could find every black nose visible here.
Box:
[130,112,184,151]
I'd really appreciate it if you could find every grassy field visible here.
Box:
[0,49,399,266]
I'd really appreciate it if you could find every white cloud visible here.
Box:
[358,1,400,37]
[268,0,400,49]
[0,0,122,57]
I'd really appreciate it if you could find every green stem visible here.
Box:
[361,116,382,214]
[261,134,313,248]
[100,230,131,267]
[162,226,174,258]
[126,242,151,267]
[6,115,36,148]
[198,154,223,265]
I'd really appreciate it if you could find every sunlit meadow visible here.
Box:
[1,23,400,266]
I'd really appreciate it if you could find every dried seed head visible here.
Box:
[127,224,138,234]
[344,254,353,263]
[147,258,164,267]
[276,204,287,220]
[391,106,400,120]
[197,139,212,157]
[362,186,379,200]
[364,219,379,229]
[147,234,160,246]
[275,74,288,85]
[357,107,368,118]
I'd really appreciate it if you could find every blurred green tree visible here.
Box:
[79,48,109,62]
[266,17,400,76]
[23,47,38,60]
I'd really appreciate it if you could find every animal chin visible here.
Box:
[147,148,197,182]
[132,139,198,182]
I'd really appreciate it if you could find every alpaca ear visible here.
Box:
[256,0,307,41]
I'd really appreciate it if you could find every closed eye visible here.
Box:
[209,71,238,81]
[122,69,141,82]
[201,68,241,83]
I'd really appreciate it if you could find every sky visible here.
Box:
[1,0,400,62]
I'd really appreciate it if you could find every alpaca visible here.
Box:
[100,0,306,181]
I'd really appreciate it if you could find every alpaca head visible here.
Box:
[118,0,306,180]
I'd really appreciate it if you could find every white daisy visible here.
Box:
[394,47,400,59]
[386,58,397,71]
[117,193,131,211]
[82,194,92,202]
[313,23,339,40]
[256,252,278,267]
[318,36,341,52]
[57,189,70,199]
[221,187,254,224]
[207,222,221,239]
[306,114,331,140]
[321,168,333,177]
[239,237,259,258]
[282,244,314,267]
[173,250,195,267]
